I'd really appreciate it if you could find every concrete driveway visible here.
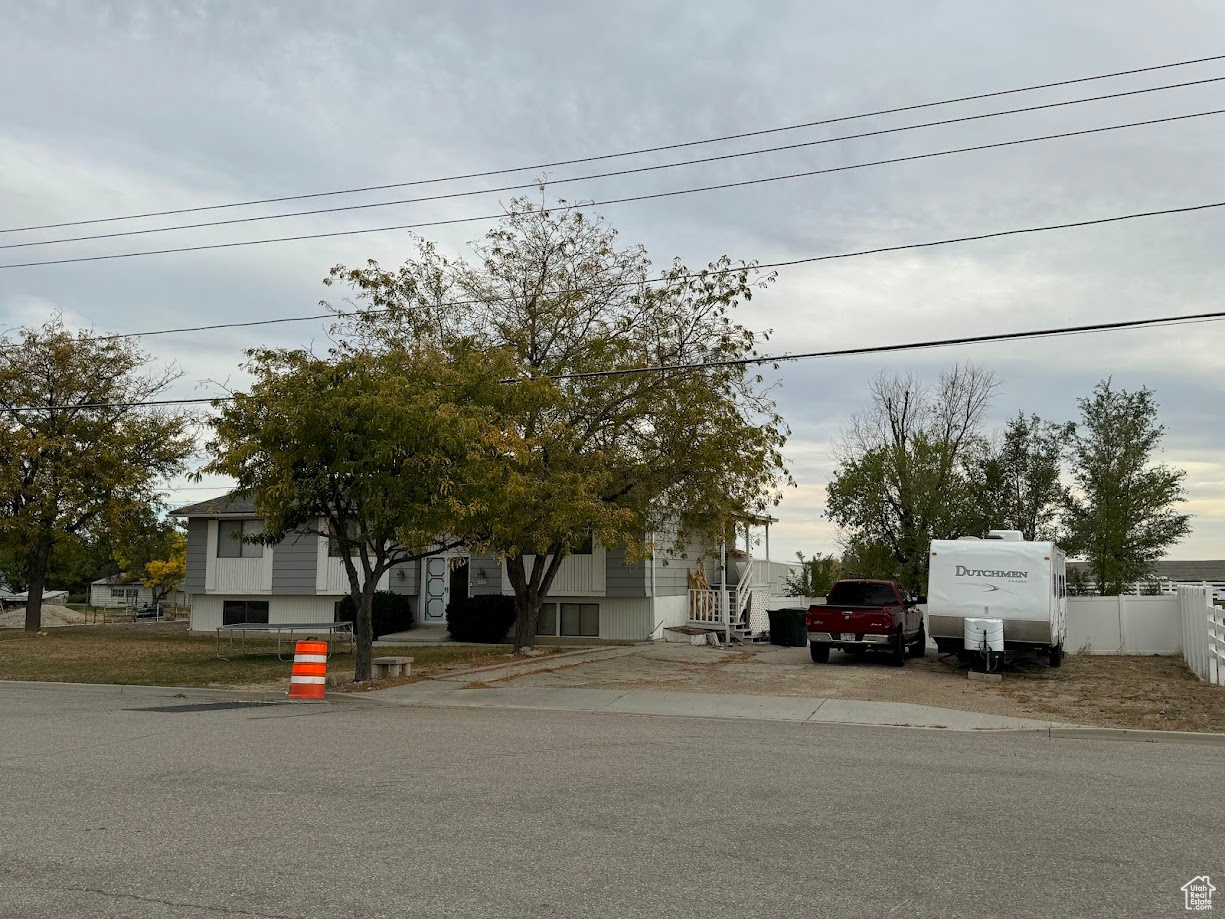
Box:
[504,642,1041,718]
[1,681,1221,919]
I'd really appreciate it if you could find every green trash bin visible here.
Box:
[768,608,809,647]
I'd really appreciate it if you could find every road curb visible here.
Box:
[7,679,1225,744]
[1047,726,1225,746]
[0,679,289,703]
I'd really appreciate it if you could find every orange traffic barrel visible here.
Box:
[288,638,328,700]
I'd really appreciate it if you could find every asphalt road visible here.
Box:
[0,683,1220,919]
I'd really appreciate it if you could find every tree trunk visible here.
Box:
[353,579,378,682]
[511,589,540,652]
[505,555,541,653]
[24,549,48,633]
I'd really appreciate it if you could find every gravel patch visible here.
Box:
[0,604,86,629]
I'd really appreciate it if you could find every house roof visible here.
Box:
[1068,559,1225,582]
[91,576,145,586]
[169,492,257,517]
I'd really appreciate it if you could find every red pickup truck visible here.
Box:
[806,579,926,667]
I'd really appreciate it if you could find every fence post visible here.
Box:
[1117,594,1126,653]
[1200,584,1211,680]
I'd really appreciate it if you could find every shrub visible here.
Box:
[446,594,516,643]
[335,590,415,639]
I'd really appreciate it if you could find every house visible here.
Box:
[171,494,794,641]
[1068,559,1225,600]
[89,576,157,610]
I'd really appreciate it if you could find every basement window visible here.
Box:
[536,603,558,636]
[222,600,269,625]
[560,603,599,637]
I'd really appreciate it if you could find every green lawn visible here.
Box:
[0,622,511,688]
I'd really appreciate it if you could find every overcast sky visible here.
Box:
[3,1,1224,561]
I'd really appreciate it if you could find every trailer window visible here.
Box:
[826,582,899,606]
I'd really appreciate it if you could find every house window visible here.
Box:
[222,600,269,625]
[560,602,599,637]
[218,519,264,558]
[536,603,558,636]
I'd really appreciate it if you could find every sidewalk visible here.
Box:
[363,680,1062,731]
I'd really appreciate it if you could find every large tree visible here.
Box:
[329,197,790,649]
[0,318,193,630]
[825,365,997,591]
[206,343,511,680]
[1064,380,1191,594]
[968,412,1074,541]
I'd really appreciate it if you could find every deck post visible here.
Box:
[720,536,729,645]
[765,521,771,586]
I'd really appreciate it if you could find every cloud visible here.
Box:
[4,1,1225,562]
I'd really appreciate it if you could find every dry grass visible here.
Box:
[0,623,504,690]
[988,655,1225,733]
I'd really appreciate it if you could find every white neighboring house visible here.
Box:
[172,493,792,640]
[88,577,156,610]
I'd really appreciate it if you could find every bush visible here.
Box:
[446,594,516,643]
[335,590,415,639]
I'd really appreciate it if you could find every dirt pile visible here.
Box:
[0,604,87,629]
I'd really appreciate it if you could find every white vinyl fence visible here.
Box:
[1178,584,1225,685]
[1065,596,1181,654]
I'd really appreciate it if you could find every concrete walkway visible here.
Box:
[364,680,1062,731]
[424,645,641,683]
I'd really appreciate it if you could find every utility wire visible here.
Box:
[3,106,1222,271]
[546,310,1225,380]
[4,51,1224,235]
[9,309,1225,411]
[8,75,1224,251]
[61,195,1225,342]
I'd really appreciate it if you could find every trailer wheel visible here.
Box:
[1048,643,1064,668]
[810,642,830,664]
[908,624,927,658]
[889,630,907,667]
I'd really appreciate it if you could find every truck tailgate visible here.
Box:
[807,606,896,635]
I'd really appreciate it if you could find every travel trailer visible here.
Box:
[926,530,1067,666]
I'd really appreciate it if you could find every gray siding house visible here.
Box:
[171,494,708,640]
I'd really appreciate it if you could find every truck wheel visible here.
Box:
[1048,643,1064,668]
[810,642,830,663]
[889,631,907,667]
[908,624,927,658]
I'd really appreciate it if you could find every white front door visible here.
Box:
[423,556,448,625]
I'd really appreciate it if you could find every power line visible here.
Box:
[547,310,1225,380]
[4,107,1222,271]
[4,51,1223,235]
[9,75,1224,252]
[64,194,1225,342]
[8,308,1225,411]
